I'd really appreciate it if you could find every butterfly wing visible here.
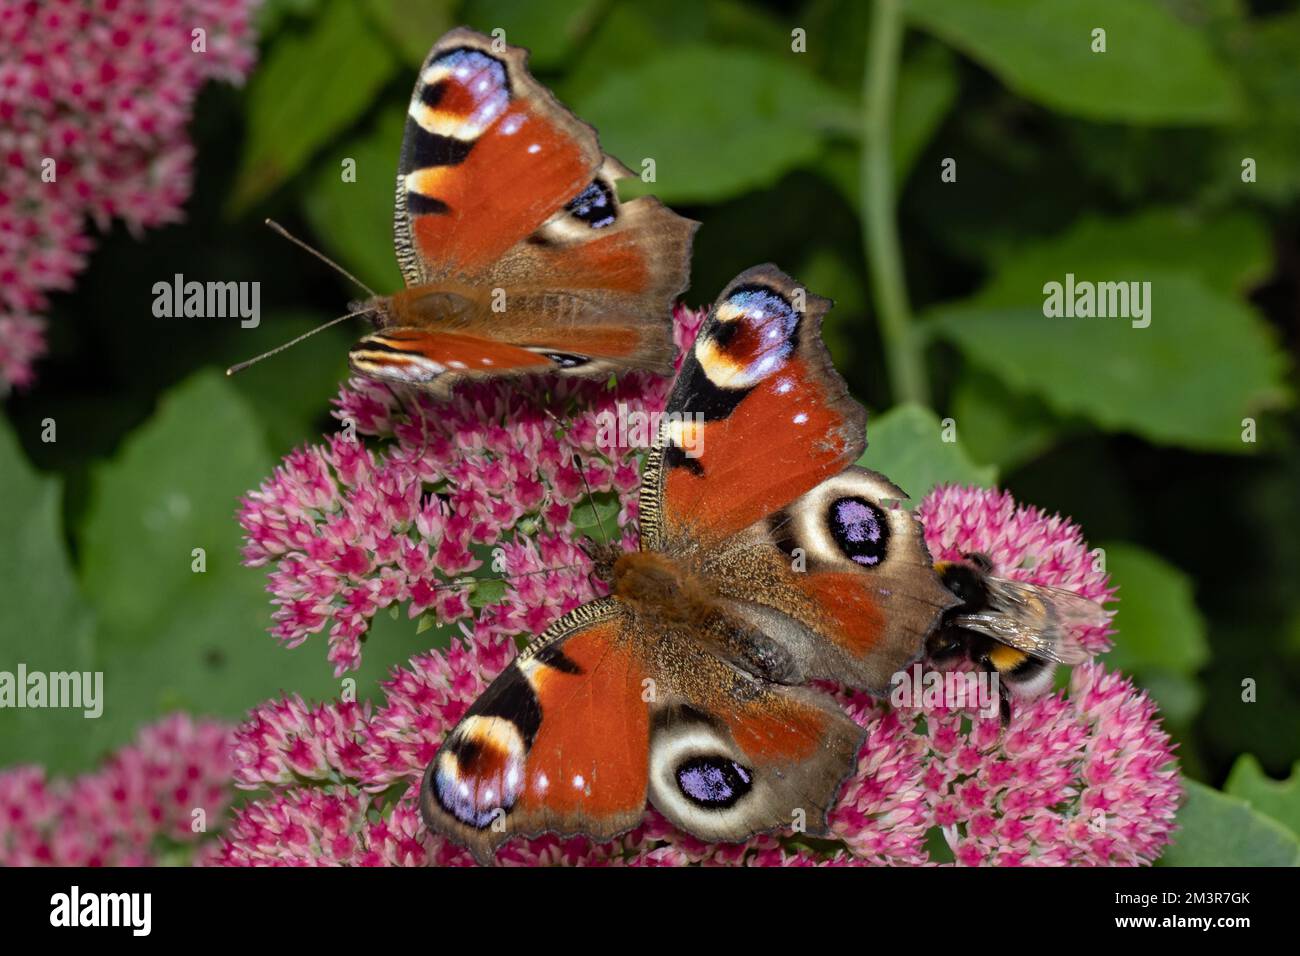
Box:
[640,628,863,846]
[421,600,651,864]
[466,155,695,377]
[706,466,959,694]
[394,28,601,284]
[639,265,956,693]
[421,597,863,861]
[369,30,694,392]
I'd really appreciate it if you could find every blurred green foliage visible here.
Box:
[3,0,1299,862]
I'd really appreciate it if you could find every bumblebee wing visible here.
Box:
[948,612,1079,665]
[954,579,1109,666]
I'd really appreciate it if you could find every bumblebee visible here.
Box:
[927,553,1109,721]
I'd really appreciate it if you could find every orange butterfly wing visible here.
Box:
[420,599,863,861]
[421,603,650,863]
[639,266,955,694]
[639,265,865,548]
[358,29,695,394]
[394,28,601,282]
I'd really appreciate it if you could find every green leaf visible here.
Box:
[558,3,667,103]
[80,372,276,643]
[906,0,1242,124]
[301,106,407,294]
[469,578,508,610]
[925,272,1289,452]
[1204,10,1300,206]
[949,368,1063,471]
[1225,755,1300,840]
[0,420,99,773]
[362,0,456,67]
[570,490,622,545]
[256,0,326,36]
[573,45,858,204]
[463,0,606,70]
[1099,542,1208,725]
[76,372,421,750]
[1160,779,1300,866]
[231,0,397,213]
[1101,542,1209,676]
[929,209,1284,454]
[974,208,1272,300]
[560,0,795,104]
[1136,671,1203,731]
[856,403,997,503]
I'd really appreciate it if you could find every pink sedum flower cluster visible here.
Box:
[238,305,705,676]
[904,654,1179,866]
[220,307,1181,867]
[0,713,235,866]
[0,0,260,391]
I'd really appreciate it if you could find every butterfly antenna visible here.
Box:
[539,405,610,547]
[570,450,610,547]
[426,564,585,594]
[264,218,378,298]
[225,307,373,376]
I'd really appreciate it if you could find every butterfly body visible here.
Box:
[611,551,713,623]
[421,265,959,863]
[348,29,696,396]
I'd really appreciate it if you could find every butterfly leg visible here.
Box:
[381,382,412,421]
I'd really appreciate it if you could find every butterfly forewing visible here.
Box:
[355,29,695,396]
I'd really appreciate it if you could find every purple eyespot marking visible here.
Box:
[566,180,616,228]
[712,287,798,380]
[835,499,879,544]
[829,496,889,567]
[429,724,525,830]
[430,49,509,131]
[676,756,753,809]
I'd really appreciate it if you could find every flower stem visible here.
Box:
[861,0,929,406]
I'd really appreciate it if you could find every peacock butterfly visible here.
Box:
[419,264,960,862]
[344,27,697,396]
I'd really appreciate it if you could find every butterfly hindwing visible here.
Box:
[640,637,863,844]
[474,155,695,377]
[349,327,555,390]
[705,467,958,694]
